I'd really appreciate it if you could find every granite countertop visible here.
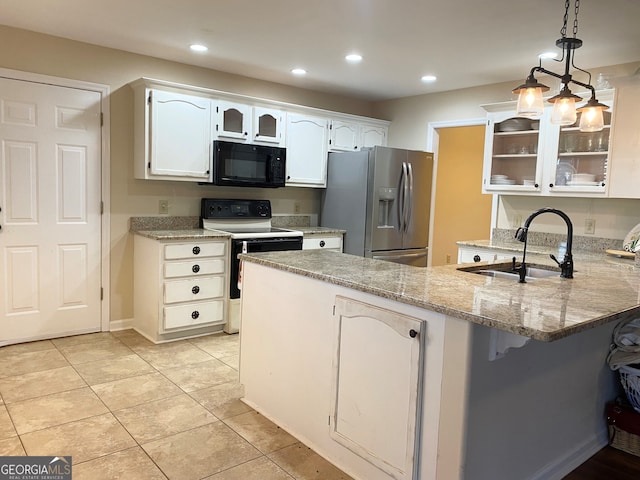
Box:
[239,249,640,342]
[295,227,346,235]
[134,229,231,240]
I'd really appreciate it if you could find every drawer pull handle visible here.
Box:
[192,264,200,273]
[192,246,201,255]
[192,285,200,294]
[191,310,199,319]
[319,240,326,247]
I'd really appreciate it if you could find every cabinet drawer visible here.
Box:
[164,258,225,278]
[163,300,224,331]
[164,242,225,260]
[164,276,225,304]
[303,236,342,250]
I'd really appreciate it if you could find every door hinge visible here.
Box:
[148,91,152,104]
[100,287,103,300]
[100,201,104,214]
[332,305,336,316]
[148,162,151,169]
[328,415,331,426]
[100,112,104,126]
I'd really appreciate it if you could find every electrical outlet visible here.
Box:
[294,202,301,214]
[159,199,169,215]
[585,218,595,235]
[446,254,451,264]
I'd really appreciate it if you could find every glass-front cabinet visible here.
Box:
[482,91,613,197]
[543,110,612,195]
[483,110,545,193]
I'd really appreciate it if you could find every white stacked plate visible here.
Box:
[491,175,515,185]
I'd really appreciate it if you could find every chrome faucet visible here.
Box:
[514,207,574,282]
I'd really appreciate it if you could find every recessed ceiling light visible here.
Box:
[421,75,437,83]
[291,68,307,76]
[190,44,208,52]
[345,53,363,63]
[538,51,558,59]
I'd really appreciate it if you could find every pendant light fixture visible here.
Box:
[512,0,608,132]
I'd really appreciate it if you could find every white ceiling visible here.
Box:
[2,0,640,101]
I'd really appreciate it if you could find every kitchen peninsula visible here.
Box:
[238,249,640,480]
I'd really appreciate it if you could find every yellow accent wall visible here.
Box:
[431,126,492,266]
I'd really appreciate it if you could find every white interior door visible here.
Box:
[0,77,102,345]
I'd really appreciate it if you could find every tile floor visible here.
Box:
[0,330,353,480]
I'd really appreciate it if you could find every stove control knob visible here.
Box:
[191,310,199,319]
[192,264,200,273]
[319,240,326,247]
[192,285,200,294]
[192,246,201,255]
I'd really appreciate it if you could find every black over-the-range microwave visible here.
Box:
[208,140,286,188]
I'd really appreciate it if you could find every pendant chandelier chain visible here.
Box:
[560,0,580,38]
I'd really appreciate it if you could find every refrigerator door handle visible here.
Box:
[406,162,414,233]
[399,161,408,232]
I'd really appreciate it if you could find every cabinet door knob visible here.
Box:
[409,329,418,338]
[534,183,539,188]
[191,310,200,319]
[473,254,481,262]
[549,183,554,188]
[192,264,200,273]
[192,285,200,294]
[319,240,326,247]
[192,246,201,255]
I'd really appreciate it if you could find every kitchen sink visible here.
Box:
[457,262,561,281]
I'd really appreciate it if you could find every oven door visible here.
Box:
[213,141,286,188]
[230,236,302,298]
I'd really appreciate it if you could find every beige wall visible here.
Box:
[0,25,380,323]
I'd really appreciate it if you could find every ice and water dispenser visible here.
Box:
[377,187,396,228]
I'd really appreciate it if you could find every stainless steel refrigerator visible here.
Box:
[320,146,434,266]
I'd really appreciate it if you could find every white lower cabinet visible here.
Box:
[330,296,424,480]
[134,235,228,343]
[457,245,515,264]
[302,233,343,252]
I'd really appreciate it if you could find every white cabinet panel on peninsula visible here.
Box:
[285,112,330,187]
[133,87,213,182]
[482,90,613,197]
[134,235,228,343]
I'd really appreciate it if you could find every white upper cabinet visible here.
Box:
[329,119,389,151]
[360,122,388,148]
[215,100,251,141]
[285,112,329,187]
[253,106,285,145]
[330,119,360,151]
[482,91,614,198]
[131,78,388,186]
[215,101,285,145]
[134,87,213,182]
[607,77,640,199]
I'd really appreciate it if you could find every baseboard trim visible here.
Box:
[109,318,134,332]
[530,427,609,480]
